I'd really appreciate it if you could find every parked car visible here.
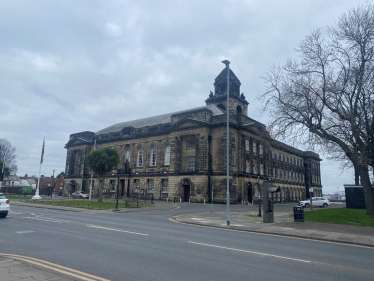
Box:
[57,190,63,196]
[0,193,10,218]
[72,191,89,199]
[299,197,330,208]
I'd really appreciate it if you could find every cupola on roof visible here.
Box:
[214,66,241,96]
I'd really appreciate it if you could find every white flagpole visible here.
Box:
[32,162,42,199]
[32,138,44,200]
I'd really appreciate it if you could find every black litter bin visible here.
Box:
[293,206,304,222]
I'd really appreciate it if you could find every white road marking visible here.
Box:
[188,241,310,263]
[86,225,149,236]
[22,217,70,223]
[192,218,207,221]
[16,231,35,234]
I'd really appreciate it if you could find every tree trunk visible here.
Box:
[98,177,103,204]
[355,167,360,185]
[358,167,374,215]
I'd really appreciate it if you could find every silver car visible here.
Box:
[0,193,10,218]
[299,197,330,208]
[72,191,89,199]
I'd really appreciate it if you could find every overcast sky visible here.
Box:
[1,0,370,194]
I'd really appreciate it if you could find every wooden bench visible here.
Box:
[123,198,143,208]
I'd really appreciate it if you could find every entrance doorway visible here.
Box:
[120,180,125,197]
[184,185,190,202]
[247,182,253,203]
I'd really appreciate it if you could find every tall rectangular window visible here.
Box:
[134,179,140,191]
[161,179,168,193]
[230,149,236,166]
[259,144,263,155]
[253,163,257,174]
[150,147,157,166]
[125,150,131,163]
[245,139,249,151]
[272,168,275,177]
[187,157,195,171]
[253,141,257,153]
[260,164,264,175]
[246,160,250,173]
[148,179,154,192]
[187,140,196,149]
[137,148,143,167]
[109,180,115,192]
[164,145,170,165]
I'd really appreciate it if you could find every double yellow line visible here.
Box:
[0,253,110,281]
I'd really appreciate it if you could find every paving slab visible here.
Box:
[0,257,79,281]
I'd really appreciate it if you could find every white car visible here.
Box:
[299,197,330,208]
[0,193,10,218]
[72,191,89,199]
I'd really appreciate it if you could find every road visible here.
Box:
[1,204,373,281]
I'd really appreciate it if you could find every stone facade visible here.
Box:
[63,65,322,203]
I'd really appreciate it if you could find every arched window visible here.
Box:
[164,145,170,165]
[125,150,130,163]
[137,148,143,167]
[150,146,157,166]
[236,105,242,113]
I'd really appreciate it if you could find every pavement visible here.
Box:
[172,203,374,248]
[2,200,374,280]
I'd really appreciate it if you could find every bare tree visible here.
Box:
[0,139,17,174]
[260,4,374,215]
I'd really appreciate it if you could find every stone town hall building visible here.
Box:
[64,64,322,203]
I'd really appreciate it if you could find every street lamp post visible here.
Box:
[222,59,230,226]
[258,176,262,217]
[113,170,120,210]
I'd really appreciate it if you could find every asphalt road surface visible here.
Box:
[1,204,373,281]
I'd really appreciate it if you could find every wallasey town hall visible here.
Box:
[63,63,322,204]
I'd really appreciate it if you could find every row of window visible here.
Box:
[124,145,171,167]
[272,168,305,183]
[245,161,264,175]
[134,178,169,193]
[245,140,263,154]
[271,151,303,166]
[312,175,321,185]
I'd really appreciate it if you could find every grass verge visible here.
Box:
[304,208,374,228]
[17,199,153,209]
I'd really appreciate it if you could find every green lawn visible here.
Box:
[17,199,153,209]
[304,208,374,228]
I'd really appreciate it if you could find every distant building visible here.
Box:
[63,64,322,203]
[54,175,65,192]
[1,174,21,188]
[19,174,38,190]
